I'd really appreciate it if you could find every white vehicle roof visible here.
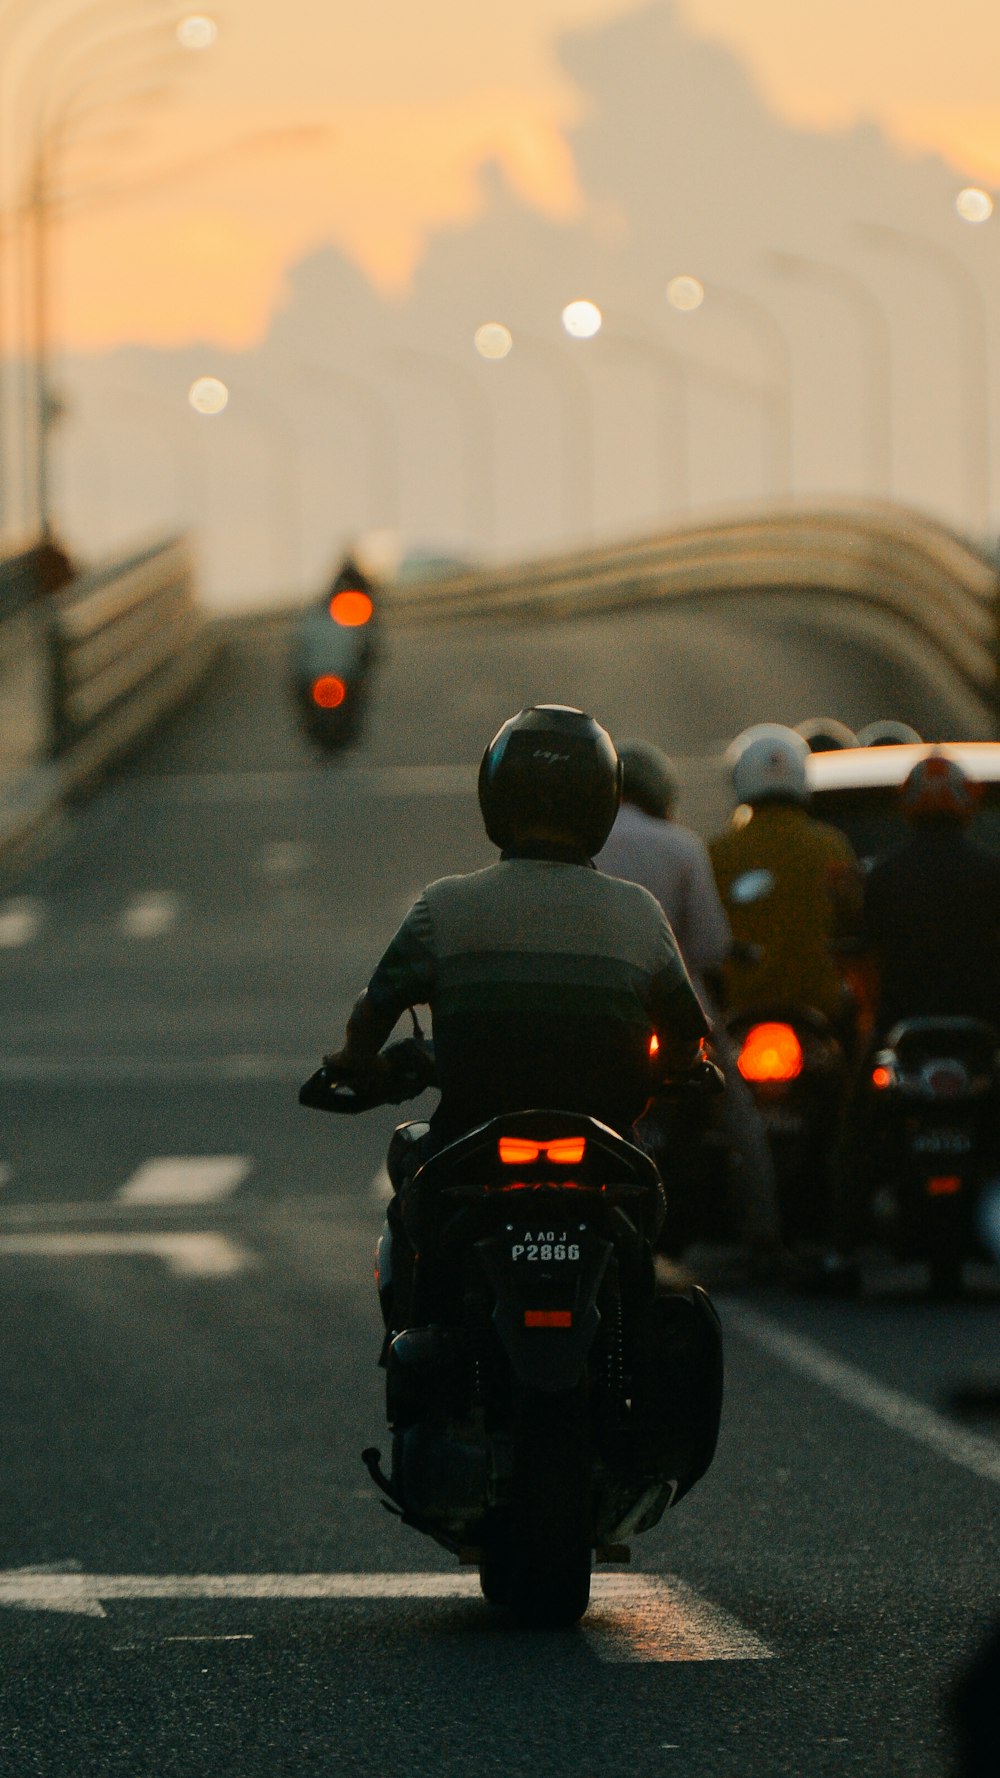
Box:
[806,741,1000,793]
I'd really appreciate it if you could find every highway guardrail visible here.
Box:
[384,500,999,709]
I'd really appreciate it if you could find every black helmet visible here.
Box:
[478,705,622,855]
[618,739,679,818]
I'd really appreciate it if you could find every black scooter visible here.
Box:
[300,1039,723,1628]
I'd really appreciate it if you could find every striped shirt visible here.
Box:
[365,856,707,1135]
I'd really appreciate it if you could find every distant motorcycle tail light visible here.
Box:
[926,1175,962,1197]
[737,1022,803,1084]
[498,1136,586,1165]
[871,1065,893,1090]
[311,673,347,709]
[648,1033,660,1058]
[329,590,373,626]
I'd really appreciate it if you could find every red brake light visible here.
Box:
[738,1022,803,1084]
[871,1065,892,1090]
[498,1136,586,1165]
[926,1175,962,1197]
[311,673,346,709]
[524,1310,572,1328]
[329,590,373,627]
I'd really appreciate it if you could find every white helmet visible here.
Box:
[727,724,809,808]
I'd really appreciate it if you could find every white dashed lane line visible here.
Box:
[117,1156,252,1206]
[119,893,180,939]
[0,899,43,948]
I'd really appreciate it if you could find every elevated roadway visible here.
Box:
[0,590,995,1777]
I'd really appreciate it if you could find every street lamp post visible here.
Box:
[766,249,893,496]
[855,220,990,528]
[293,364,400,534]
[667,275,794,496]
[560,300,689,515]
[393,346,495,548]
[474,322,595,541]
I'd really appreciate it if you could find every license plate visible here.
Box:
[911,1130,972,1155]
[509,1230,582,1264]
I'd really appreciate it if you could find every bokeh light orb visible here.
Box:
[177,14,217,50]
[956,187,993,224]
[667,274,705,312]
[474,322,513,360]
[188,375,229,415]
[561,299,603,339]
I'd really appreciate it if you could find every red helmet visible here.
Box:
[900,752,980,825]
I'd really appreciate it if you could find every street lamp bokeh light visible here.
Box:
[177,14,218,50]
[474,322,513,361]
[188,375,229,415]
[561,299,603,339]
[667,275,705,312]
[956,187,993,224]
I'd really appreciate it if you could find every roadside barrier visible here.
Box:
[50,533,216,791]
[384,500,999,708]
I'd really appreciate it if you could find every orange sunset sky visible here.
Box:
[18,0,1000,351]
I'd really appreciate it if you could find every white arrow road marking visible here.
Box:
[0,898,43,947]
[725,1302,1000,1488]
[117,1157,251,1206]
[119,893,180,939]
[0,1568,772,1657]
[0,1233,253,1277]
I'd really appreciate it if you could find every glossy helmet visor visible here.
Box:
[478,705,622,855]
[900,752,980,825]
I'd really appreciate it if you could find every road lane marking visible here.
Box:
[725,1302,1000,1488]
[117,1157,251,1206]
[0,899,42,947]
[259,841,311,878]
[0,1233,253,1277]
[119,893,180,939]
[0,1567,772,1656]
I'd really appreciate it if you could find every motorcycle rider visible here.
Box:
[325,706,711,1155]
[863,753,1000,1035]
[597,739,785,1265]
[709,725,862,1039]
[822,753,1000,1282]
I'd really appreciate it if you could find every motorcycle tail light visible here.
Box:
[871,1065,893,1090]
[498,1136,586,1165]
[926,1175,962,1197]
[311,673,347,709]
[523,1310,573,1328]
[737,1022,803,1084]
[648,1033,660,1058]
[329,590,374,626]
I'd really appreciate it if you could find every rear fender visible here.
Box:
[476,1231,612,1392]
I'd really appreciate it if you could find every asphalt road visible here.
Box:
[0,594,997,1777]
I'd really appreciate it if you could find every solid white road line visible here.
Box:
[117,1156,251,1206]
[119,893,180,939]
[725,1301,1000,1489]
[0,1233,253,1278]
[0,1567,772,1656]
[0,898,42,947]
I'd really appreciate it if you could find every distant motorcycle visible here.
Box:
[863,1016,1000,1295]
[726,1004,847,1246]
[300,1040,723,1628]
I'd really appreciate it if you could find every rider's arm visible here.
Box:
[326,896,435,1069]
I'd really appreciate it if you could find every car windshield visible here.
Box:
[811,783,1000,866]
